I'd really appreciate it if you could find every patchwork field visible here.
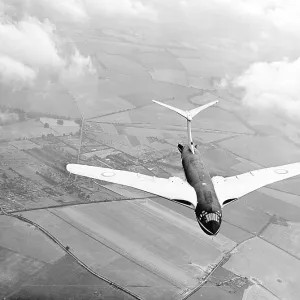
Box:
[218,135,300,166]
[223,238,300,300]
[0,120,58,140]
[150,69,188,86]
[14,198,234,300]
[1,23,300,300]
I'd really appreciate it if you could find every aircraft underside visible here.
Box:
[178,143,222,235]
[67,99,300,237]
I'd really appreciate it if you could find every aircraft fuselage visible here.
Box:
[179,144,222,235]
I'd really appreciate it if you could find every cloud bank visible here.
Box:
[0,54,36,86]
[60,49,96,85]
[0,0,157,90]
[0,13,95,89]
[0,16,60,87]
[0,109,19,124]
[1,0,157,23]
[233,58,300,119]
[1,0,300,121]
[223,0,300,34]
[84,0,157,21]
[182,0,300,34]
[0,17,62,69]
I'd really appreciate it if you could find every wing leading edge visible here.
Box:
[212,162,300,206]
[67,164,198,208]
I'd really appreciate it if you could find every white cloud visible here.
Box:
[0,109,19,124]
[0,13,97,89]
[0,54,36,87]
[3,0,300,31]
[213,0,300,33]
[84,0,158,21]
[0,15,64,88]
[233,57,300,119]
[60,49,96,84]
[0,0,88,23]
[0,16,63,70]
[0,0,157,23]
[173,0,300,37]
[46,0,88,21]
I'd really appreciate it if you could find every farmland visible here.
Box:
[1,18,300,300]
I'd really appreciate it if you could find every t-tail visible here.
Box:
[152,100,218,153]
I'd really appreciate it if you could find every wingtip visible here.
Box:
[210,100,218,106]
[208,100,218,107]
[152,99,164,106]
[66,163,76,173]
[66,163,71,173]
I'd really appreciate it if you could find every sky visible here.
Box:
[1,0,300,119]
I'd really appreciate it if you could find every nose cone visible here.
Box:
[203,220,221,235]
[195,210,222,235]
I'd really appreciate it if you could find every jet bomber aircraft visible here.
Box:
[67,100,300,235]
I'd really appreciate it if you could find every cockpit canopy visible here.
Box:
[195,210,222,235]
[204,212,221,222]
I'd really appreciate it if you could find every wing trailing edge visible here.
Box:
[67,164,198,209]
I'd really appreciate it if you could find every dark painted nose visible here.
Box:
[196,214,222,235]
[203,220,221,235]
[177,143,184,153]
[195,206,222,235]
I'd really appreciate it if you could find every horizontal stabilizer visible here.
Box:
[152,100,187,119]
[152,99,218,121]
[189,100,218,119]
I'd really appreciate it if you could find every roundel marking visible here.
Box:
[101,171,115,177]
[274,169,288,175]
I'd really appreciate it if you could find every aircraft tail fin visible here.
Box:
[152,100,218,121]
[152,99,218,154]
[188,100,218,119]
[152,100,188,119]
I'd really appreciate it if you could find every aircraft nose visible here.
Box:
[204,220,221,235]
[195,208,222,235]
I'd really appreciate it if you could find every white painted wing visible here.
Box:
[189,100,218,118]
[67,164,198,208]
[152,100,187,118]
[212,162,300,206]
